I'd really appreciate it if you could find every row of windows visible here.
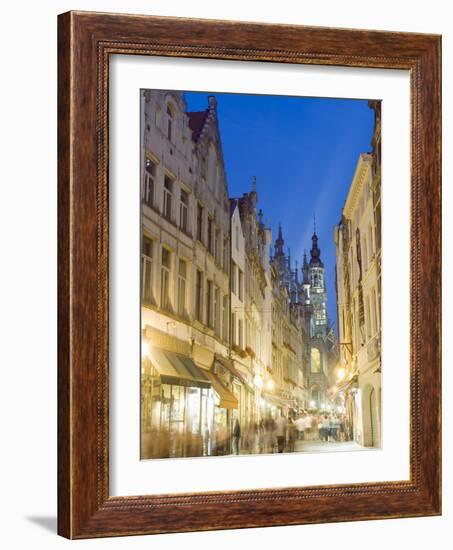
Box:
[310,269,324,289]
[142,236,229,340]
[348,222,378,289]
[143,160,229,272]
[343,286,380,349]
[146,98,225,200]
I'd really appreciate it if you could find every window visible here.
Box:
[163,176,173,220]
[223,238,229,273]
[141,237,153,302]
[166,105,173,141]
[371,287,378,336]
[365,295,371,340]
[206,280,213,328]
[160,248,171,310]
[200,155,207,179]
[143,158,156,207]
[177,259,187,317]
[362,234,368,272]
[238,269,244,301]
[231,261,237,294]
[196,203,203,242]
[368,223,374,259]
[232,312,237,346]
[235,225,239,250]
[179,189,189,232]
[207,218,213,254]
[311,387,321,409]
[238,318,244,349]
[213,286,220,336]
[195,270,203,322]
[246,319,250,348]
[311,348,321,373]
[214,229,220,263]
[222,295,229,342]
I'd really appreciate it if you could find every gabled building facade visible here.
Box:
[334,101,382,448]
[140,91,236,458]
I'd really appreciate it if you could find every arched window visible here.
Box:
[311,348,321,373]
[311,386,321,408]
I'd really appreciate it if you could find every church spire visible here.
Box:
[250,175,258,210]
[302,250,309,284]
[309,229,324,267]
[274,223,285,257]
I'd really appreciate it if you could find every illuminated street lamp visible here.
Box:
[336,366,346,382]
[254,374,263,390]
[265,378,275,391]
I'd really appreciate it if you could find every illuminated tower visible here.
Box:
[308,230,328,339]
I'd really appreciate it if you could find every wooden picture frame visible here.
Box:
[58,10,441,539]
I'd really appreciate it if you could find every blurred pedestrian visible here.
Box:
[287,414,297,451]
[275,412,287,453]
[232,418,241,455]
[296,414,305,440]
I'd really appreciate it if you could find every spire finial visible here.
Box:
[313,214,316,234]
[252,175,257,193]
[274,223,284,257]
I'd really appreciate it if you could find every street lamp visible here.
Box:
[254,374,263,390]
[141,339,149,359]
[336,366,346,382]
[265,378,275,391]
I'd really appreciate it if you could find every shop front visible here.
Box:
[203,370,238,455]
[141,346,214,459]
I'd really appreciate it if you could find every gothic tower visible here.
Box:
[308,230,328,339]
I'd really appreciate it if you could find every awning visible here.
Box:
[214,354,248,385]
[262,392,296,409]
[329,374,359,395]
[148,347,211,389]
[203,370,238,409]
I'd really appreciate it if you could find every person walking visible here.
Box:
[275,412,287,453]
[232,418,241,455]
[305,413,313,440]
[287,414,297,451]
[296,414,305,440]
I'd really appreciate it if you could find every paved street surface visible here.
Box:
[235,439,366,456]
[294,439,364,453]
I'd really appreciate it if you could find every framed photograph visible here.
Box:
[58,11,441,538]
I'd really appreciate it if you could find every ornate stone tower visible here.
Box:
[308,230,328,339]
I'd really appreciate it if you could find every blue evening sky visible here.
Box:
[184,91,375,332]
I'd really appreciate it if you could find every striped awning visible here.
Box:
[148,347,211,389]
